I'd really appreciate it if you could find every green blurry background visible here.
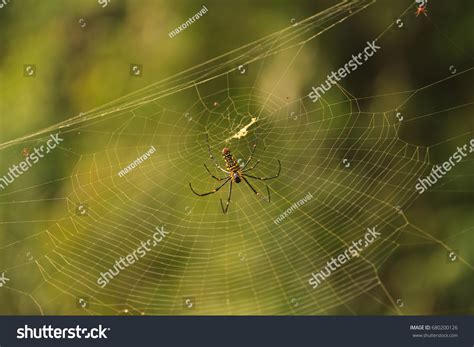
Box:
[0,0,473,315]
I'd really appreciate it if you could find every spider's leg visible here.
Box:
[242,177,259,195]
[220,180,233,214]
[206,133,227,173]
[189,178,230,197]
[245,159,281,180]
[242,143,257,168]
[240,177,267,203]
[242,159,260,172]
[204,163,228,181]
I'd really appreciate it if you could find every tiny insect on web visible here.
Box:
[415,4,427,17]
[189,134,281,214]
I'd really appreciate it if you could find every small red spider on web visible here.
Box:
[21,147,29,157]
[415,4,427,17]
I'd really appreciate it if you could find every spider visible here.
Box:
[189,134,281,214]
[415,4,427,17]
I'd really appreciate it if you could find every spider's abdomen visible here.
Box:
[222,149,242,182]
[222,150,240,171]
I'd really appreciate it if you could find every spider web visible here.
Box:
[0,0,473,315]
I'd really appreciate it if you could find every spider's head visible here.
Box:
[222,147,230,155]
